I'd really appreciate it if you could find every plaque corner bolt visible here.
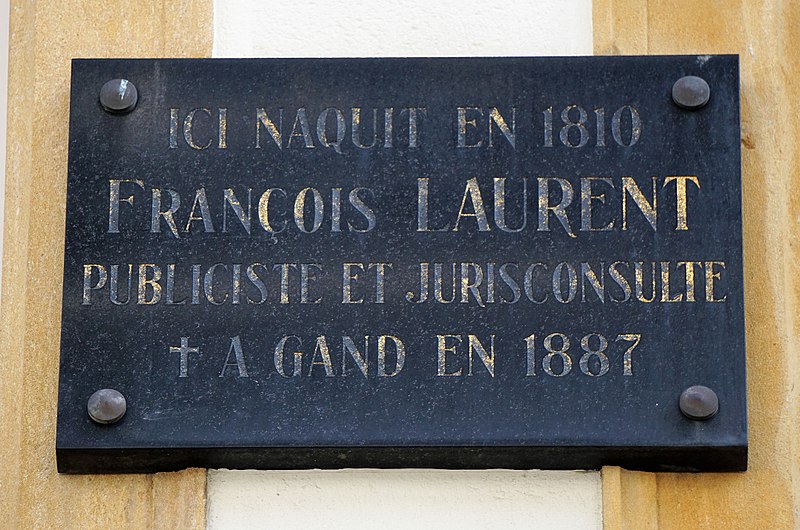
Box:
[87,388,127,424]
[672,75,710,110]
[679,385,718,421]
[99,78,138,114]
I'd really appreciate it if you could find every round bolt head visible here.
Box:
[679,385,719,420]
[672,75,711,110]
[99,78,138,114]
[87,388,127,424]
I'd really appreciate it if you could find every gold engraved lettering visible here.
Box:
[257,188,288,233]
[342,263,364,304]
[580,262,605,302]
[660,261,683,302]
[457,107,483,148]
[342,336,369,377]
[542,333,572,376]
[486,262,496,303]
[621,176,657,230]
[109,264,132,305]
[677,261,702,302]
[488,107,516,148]
[246,264,268,304]
[369,263,392,303]
[300,264,323,304]
[309,336,335,376]
[183,108,213,150]
[222,188,252,234]
[274,335,303,377]
[108,179,145,233]
[169,108,179,148]
[287,108,315,148]
[417,178,450,232]
[191,264,201,304]
[255,108,283,149]
[151,188,181,238]
[218,108,228,149]
[165,263,186,305]
[524,263,548,304]
[608,261,632,302]
[460,263,485,307]
[406,262,430,303]
[404,107,426,148]
[580,177,615,231]
[453,177,490,231]
[348,188,376,232]
[231,264,242,305]
[185,188,215,233]
[378,336,405,376]
[137,264,162,304]
[316,108,345,153]
[294,188,323,233]
[204,263,228,305]
[169,337,199,378]
[468,335,495,376]
[704,261,727,302]
[331,188,342,232]
[525,333,536,376]
[537,177,577,238]
[434,263,456,303]
[273,263,296,304]
[634,261,656,302]
[663,175,700,230]
[383,108,394,148]
[437,334,462,376]
[552,262,577,303]
[220,336,249,377]
[82,264,107,305]
[494,177,527,233]
[579,333,609,376]
[616,334,641,376]
[499,263,521,304]
[352,107,378,149]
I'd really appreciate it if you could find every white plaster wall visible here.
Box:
[210,1,599,528]
[214,0,593,58]
[207,469,601,529]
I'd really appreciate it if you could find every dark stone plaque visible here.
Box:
[57,56,746,473]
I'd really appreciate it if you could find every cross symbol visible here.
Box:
[169,337,199,378]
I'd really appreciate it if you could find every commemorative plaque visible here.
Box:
[57,56,746,473]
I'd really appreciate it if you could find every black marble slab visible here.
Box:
[56,56,746,473]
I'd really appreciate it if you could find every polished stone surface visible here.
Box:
[57,56,746,473]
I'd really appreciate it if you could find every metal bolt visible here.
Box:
[99,78,138,114]
[672,75,711,110]
[679,385,719,420]
[87,388,127,424]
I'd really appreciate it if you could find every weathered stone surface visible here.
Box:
[0,1,211,528]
